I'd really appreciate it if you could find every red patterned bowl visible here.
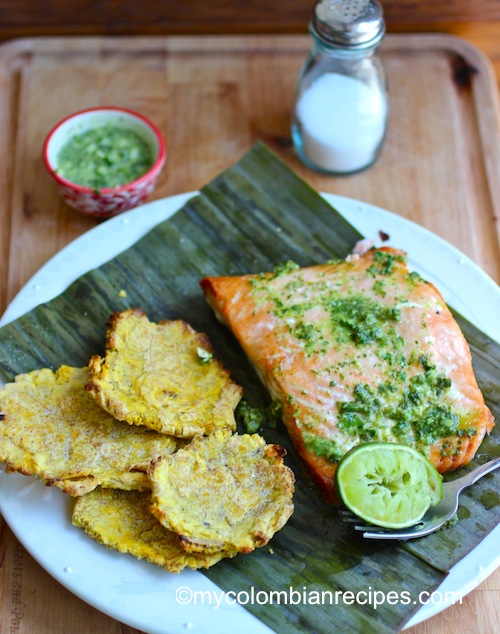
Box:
[43,107,166,219]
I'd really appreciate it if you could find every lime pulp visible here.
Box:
[335,442,443,529]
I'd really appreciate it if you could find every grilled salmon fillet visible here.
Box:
[200,248,494,502]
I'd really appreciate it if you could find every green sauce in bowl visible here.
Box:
[56,124,153,189]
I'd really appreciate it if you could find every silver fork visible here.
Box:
[344,457,500,540]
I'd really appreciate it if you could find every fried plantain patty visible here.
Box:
[72,488,236,572]
[149,429,295,554]
[86,309,242,438]
[0,366,179,495]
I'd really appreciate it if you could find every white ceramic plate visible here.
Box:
[0,192,498,633]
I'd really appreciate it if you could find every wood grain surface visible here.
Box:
[0,1,499,39]
[0,31,498,634]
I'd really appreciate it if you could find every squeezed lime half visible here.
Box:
[336,442,443,529]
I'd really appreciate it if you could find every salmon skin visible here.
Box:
[200,248,494,502]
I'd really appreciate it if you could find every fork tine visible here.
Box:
[338,508,355,516]
[340,508,408,532]
[360,530,413,540]
[352,524,387,532]
[340,515,362,524]
[360,525,430,540]
[338,509,363,523]
[340,508,405,532]
[359,519,439,540]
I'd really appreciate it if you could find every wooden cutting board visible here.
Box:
[0,33,499,634]
[0,34,499,313]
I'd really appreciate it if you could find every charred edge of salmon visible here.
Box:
[200,278,229,326]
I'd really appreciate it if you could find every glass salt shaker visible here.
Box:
[292,0,388,175]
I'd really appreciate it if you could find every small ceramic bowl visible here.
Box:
[43,107,167,219]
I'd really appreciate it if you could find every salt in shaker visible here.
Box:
[292,0,388,175]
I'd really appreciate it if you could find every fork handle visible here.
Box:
[453,456,500,493]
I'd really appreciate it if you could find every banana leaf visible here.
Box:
[0,142,498,633]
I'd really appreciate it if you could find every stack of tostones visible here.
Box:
[0,309,295,573]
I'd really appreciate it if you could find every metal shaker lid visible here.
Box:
[311,0,385,49]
